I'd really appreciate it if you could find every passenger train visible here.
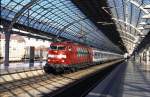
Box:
[44,41,124,73]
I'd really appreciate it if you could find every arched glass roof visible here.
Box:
[1,0,122,53]
[107,0,150,54]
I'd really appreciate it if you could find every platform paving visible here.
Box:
[86,60,150,97]
[0,61,46,70]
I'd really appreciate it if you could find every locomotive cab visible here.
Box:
[47,45,68,64]
[44,41,92,74]
[44,42,74,73]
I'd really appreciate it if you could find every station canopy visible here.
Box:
[107,0,150,54]
[1,0,123,53]
[72,0,150,55]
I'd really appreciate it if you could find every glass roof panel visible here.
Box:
[107,0,150,54]
[0,0,124,53]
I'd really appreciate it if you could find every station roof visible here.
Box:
[73,0,150,54]
[1,0,149,54]
[1,0,122,53]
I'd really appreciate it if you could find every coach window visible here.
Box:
[77,48,79,57]
[79,48,81,57]
[97,53,99,58]
[87,49,90,55]
[94,52,96,58]
[80,48,82,56]
[80,48,82,57]
[82,48,84,56]
[83,48,86,56]
[85,49,87,55]
[104,54,106,58]
[81,48,83,56]
[100,53,102,58]
[80,48,83,57]
[78,48,81,57]
[84,48,86,55]
[98,53,100,58]
[95,53,97,58]
[101,54,103,58]
[82,48,85,55]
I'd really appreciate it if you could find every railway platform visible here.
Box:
[86,60,150,97]
[0,61,46,70]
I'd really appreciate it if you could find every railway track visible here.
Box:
[0,60,123,97]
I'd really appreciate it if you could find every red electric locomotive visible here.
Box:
[44,41,92,73]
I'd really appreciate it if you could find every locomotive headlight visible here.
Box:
[48,54,66,59]
[48,59,51,62]
[61,60,65,62]
[57,54,66,59]
[48,54,54,58]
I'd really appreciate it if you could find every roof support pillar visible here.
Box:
[139,52,143,63]
[4,31,11,69]
[146,47,149,66]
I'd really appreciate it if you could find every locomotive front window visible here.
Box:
[58,46,65,50]
[50,46,66,50]
[50,46,57,50]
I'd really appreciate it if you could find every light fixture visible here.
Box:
[139,22,147,25]
[144,24,150,29]
[144,4,150,9]
[142,14,150,19]
[137,27,144,30]
[97,21,114,25]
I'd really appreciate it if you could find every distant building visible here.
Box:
[0,33,50,62]
[0,33,25,62]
